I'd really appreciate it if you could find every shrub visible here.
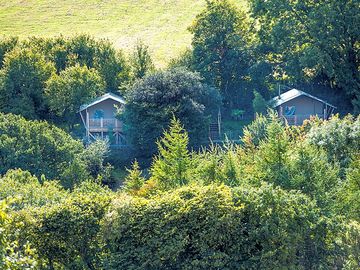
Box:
[123,160,145,195]
[0,113,88,186]
[103,183,347,269]
[0,169,67,211]
[306,114,360,169]
[22,182,112,269]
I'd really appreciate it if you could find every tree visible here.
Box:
[45,65,105,127]
[130,40,155,79]
[252,90,267,114]
[249,0,360,112]
[288,142,339,211]
[0,113,88,187]
[306,114,360,169]
[78,139,113,183]
[0,48,55,119]
[150,118,192,190]
[21,35,131,92]
[66,35,130,92]
[0,36,18,69]
[29,189,111,269]
[92,38,130,92]
[189,0,251,109]
[122,68,220,156]
[336,155,360,221]
[256,114,291,187]
[123,160,145,195]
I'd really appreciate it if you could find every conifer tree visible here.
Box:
[123,160,145,195]
[130,40,155,79]
[252,90,267,114]
[150,117,192,190]
[257,114,290,187]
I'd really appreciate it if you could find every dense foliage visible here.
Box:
[122,68,220,156]
[46,65,106,128]
[249,0,360,112]
[0,48,55,119]
[189,0,252,110]
[0,113,112,188]
[0,0,359,268]
[0,113,85,186]
[0,114,359,269]
[0,170,112,269]
[172,0,359,114]
[0,35,131,126]
[104,184,355,269]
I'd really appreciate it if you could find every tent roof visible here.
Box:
[270,88,336,108]
[79,92,125,112]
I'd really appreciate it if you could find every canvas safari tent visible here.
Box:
[270,89,336,125]
[79,93,126,146]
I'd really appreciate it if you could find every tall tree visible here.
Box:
[122,68,220,156]
[189,0,251,109]
[22,35,131,92]
[249,0,360,112]
[0,48,55,119]
[130,40,155,79]
[150,118,192,190]
[45,65,105,127]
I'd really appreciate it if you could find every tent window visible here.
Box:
[94,109,104,119]
[284,106,296,116]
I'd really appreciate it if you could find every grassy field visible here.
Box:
[0,0,246,66]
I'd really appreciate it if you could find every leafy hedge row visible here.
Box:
[103,184,356,269]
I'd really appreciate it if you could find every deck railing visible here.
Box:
[88,118,122,130]
[282,114,324,125]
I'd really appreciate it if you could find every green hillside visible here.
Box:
[0,0,245,66]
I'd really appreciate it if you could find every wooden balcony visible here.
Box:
[88,118,122,132]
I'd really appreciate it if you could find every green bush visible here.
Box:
[306,114,360,169]
[103,184,348,269]
[0,169,67,211]
[9,181,112,269]
[0,113,88,187]
[0,48,55,119]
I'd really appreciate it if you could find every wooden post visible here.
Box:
[324,104,328,120]
[115,120,118,145]
[217,109,221,138]
[100,118,104,139]
[86,109,90,142]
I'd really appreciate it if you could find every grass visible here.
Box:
[0,0,246,67]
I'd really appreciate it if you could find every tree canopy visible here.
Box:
[122,68,220,156]
[0,48,55,119]
[46,65,105,127]
[249,0,360,112]
[189,0,252,110]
